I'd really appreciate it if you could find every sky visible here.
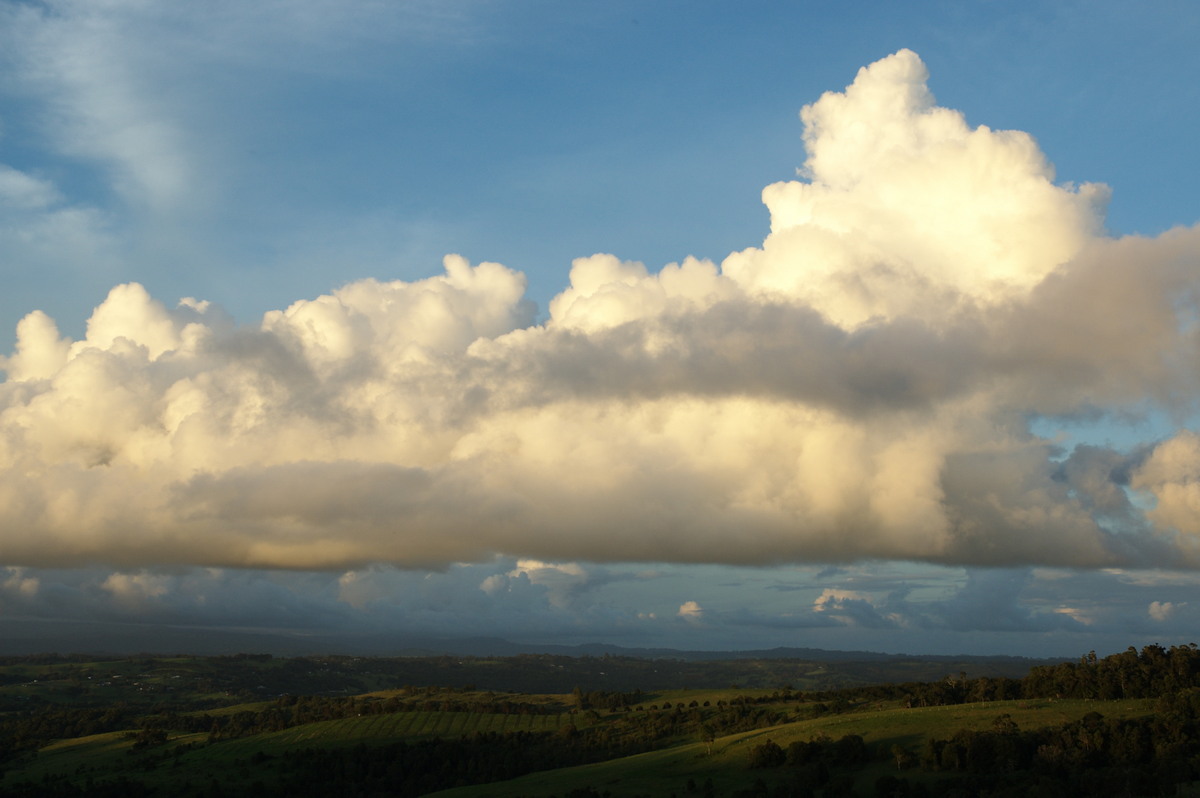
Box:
[1,0,1200,659]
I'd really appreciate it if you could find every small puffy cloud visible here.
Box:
[1149,600,1184,622]
[678,600,704,621]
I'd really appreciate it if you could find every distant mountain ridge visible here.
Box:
[0,618,1061,671]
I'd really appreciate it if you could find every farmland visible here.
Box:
[3,646,1200,795]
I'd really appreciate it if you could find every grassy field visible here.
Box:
[429,698,1159,797]
[2,706,576,792]
[234,708,566,749]
[1,651,1186,796]
[5,694,1159,796]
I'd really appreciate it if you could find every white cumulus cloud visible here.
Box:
[1,50,1199,577]
[1148,600,1184,622]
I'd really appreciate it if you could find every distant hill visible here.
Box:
[0,618,1058,686]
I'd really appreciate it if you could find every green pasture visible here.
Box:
[241,708,567,750]
[361,687,574,709]
[637,687,785,706]
[429,697,1159,798]
[0,690,1165,797]
[3,730,208,787]
[187,700,274,717]
[1,708,573,793]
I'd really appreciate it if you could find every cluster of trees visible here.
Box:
[2,705,138,751]
[571,687,646,710]
[788,643,1200,711]
[719,646,1200,797]
[749,733,869,771]
[268,730,638,797]
[910,692,1200,797]
[1023,644,1200,700]
[733,647,1200,797]
[745,707,1200,798]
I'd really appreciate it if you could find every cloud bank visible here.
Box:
[3,50,1199,573]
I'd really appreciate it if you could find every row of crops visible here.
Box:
[250,709,568,749]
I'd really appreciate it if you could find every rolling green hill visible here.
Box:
[429,697,1160,798]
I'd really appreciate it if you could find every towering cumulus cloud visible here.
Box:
[3,50,1199,572]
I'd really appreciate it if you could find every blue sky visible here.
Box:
[1,1,1200,658]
